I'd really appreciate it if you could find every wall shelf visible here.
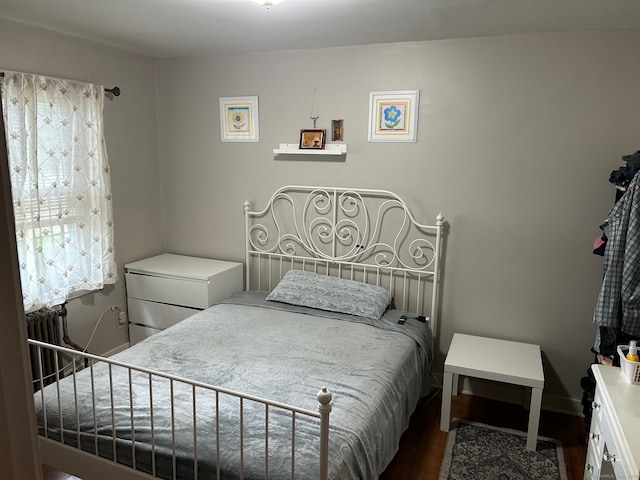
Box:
[273,143,347,157]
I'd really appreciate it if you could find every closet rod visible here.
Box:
[0,72,120,96]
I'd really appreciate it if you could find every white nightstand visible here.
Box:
[125,253,243,345]
[440,333,545,451]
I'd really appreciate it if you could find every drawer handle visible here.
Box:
[592,401,601,410]
[603,451,618,463]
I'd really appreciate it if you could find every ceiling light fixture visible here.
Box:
[251,0,285,10]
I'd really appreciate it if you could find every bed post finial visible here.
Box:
[244,200,251,291]
[437,212,444,225]
[318,386,332,480]
[317,386,332,409]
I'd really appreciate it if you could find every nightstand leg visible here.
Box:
[440,371,453,432]
[526,387,542,451]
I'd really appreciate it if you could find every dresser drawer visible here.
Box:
[585,405,604,480]
[126,272,211,309]
[586,365,640,480]
[599,405,634,480]
[584,444,601,480]
[592,388,605,425]
[125,255,244,349]
[129,324,162,345]
[127,297,199,330]
[587,415,605,459]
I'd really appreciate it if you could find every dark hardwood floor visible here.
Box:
[43,390,588,480]
[41,464,81,480]
[380,390,588,479]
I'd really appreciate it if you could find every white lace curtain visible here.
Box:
[1,71,117,310]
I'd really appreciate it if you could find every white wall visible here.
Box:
[1,16,637,411]
[155,29,640,407]
[0,18,163,355]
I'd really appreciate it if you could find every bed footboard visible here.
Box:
[31,340,332,480]
[40,437,156,480]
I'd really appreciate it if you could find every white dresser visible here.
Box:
[125,253,243,345]
[584,364,640,480]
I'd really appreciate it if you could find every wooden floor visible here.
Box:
[380,390,587,480]
[43,390,588,480]
[41,465,81,480]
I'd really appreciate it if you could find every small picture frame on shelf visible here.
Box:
[299,129,326,149]
[331,120,344,141]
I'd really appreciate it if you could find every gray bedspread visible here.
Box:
[34,291,432,480]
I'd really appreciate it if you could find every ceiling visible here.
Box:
[0,0,639,58]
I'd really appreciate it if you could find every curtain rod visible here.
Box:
[0,71,120,97]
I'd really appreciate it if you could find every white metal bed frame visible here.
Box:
[244,186,444,346]
[30,185,444,480]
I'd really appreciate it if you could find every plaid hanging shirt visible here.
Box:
[593,173,640,351]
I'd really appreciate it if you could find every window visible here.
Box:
[1,71,117,310]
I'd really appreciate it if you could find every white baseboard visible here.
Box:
[431,373,584,417]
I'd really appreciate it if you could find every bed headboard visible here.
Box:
[244,185,445,336]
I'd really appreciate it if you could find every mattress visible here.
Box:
[34,291,432,480]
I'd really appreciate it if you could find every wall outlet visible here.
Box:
[117,311,127,330]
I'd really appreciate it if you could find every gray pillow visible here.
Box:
[265,270,392,320]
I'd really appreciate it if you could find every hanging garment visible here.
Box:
[592,233,607,256]
[609,149,640,186]
[593,173,640,352]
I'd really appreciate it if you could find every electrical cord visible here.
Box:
[35,304,122,385]
[32,359,84,386]
[82,305,120,352]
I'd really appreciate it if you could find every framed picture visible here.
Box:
[331,119,344,141]
[368,90,419,142]
[219,96,259,142]
[299,129,326,149]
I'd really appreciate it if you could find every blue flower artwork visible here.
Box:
[368,90,418,142]
[379,102,406,131]
[383,105,402,128]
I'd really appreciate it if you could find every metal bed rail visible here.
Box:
[29,339,332,480]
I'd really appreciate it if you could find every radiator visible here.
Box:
[26,307,62,391]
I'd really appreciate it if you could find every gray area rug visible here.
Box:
[439,419,567,480]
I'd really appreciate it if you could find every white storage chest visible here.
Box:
[125,253,243,345]
[584,364,640,480]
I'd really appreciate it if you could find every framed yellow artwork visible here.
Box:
[219,95,259,142]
